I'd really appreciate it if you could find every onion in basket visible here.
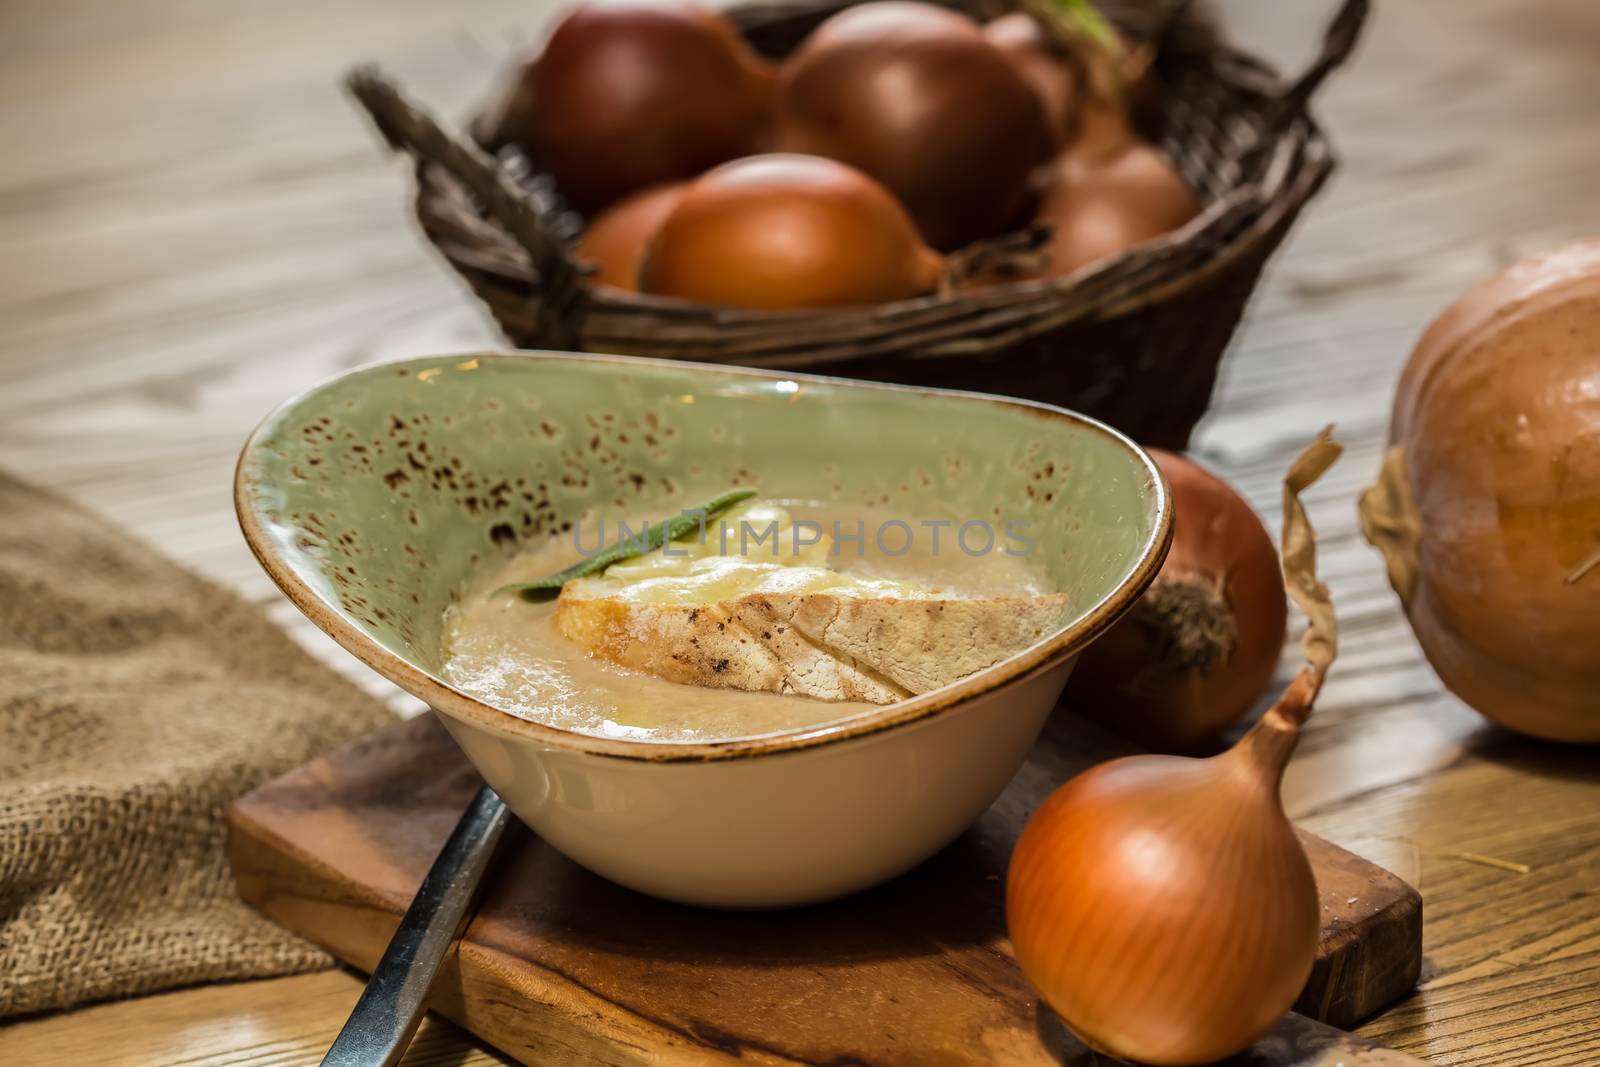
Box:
[521,0,775,214]
[984,5,1160,155]
[1065,450,1287,751]
[576,182,687,291]
[772,1,1049,252]
[1359,240,1600,743]
[983,12,1079,149]
[1029,141,1197,278]
[639,154,945,309]
[1063,26,1164,165]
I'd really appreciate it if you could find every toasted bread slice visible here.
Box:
[554,582,1070,704]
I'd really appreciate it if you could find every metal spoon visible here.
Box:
[321,784,511,1066]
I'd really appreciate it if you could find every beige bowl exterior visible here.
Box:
[437,664,1070,907]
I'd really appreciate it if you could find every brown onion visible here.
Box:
[773,1,1048,251]
[1066,31,1163,162]
[1008,432,1342,1066]
[1065,450,1287,751]
[983,12,1079,149]
[521,0,775,214]
[1360,240,1600,743]
[576,182,687,291]
[639,154,944,309]
[1069,91,1142,168]
[994,4,1161,159]
[1029,141,1198,279]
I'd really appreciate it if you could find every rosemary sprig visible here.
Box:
[495,488,757,601]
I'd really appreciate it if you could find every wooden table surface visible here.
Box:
[2,0,1597,1064]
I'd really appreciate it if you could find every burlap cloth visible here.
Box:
[0,472,393,1017]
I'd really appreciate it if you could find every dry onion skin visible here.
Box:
[1360,241,1600,743]
[773,1,1049,251]
[999,0,1163,154]
[981,6,1192,281]
[522,0,775,215]
[1008,430,1342,1067]
[575,182,687,292]
[1065,449,1288,751]
[1063,29,1162,165]
[639,154,944,309]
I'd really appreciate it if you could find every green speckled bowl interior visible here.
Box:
[237,352,1168,754]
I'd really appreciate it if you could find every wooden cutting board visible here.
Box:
[228,712,1423,1067]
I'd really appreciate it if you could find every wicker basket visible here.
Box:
[348,0,1367,448]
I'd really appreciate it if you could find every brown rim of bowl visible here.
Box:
[235,350,1173,764]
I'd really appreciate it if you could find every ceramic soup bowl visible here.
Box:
[237,352,1170,907]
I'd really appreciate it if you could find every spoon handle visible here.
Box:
[321,783,511,1067]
